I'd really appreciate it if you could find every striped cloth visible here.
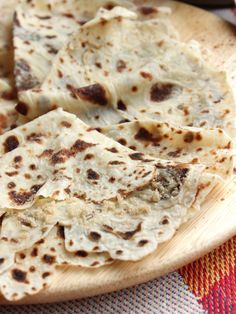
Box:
[0,6,236,314]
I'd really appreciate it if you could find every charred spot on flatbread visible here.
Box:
[150,83,175,102]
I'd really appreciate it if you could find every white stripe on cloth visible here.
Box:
[211,8,236,25]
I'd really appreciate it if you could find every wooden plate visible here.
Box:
[1,0,236,305]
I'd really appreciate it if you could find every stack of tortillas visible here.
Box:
[0,0,234,302]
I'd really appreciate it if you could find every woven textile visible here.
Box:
[0,5,236,314]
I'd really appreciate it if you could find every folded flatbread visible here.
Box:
[0,1,18,134]
[0,109,218,300]
[17,7,235,136]
[13,0,175,93]
[0,109,157,210]
[0,236,57,301]
[100,120,234,178]
[0,1,16,88]
[0,224,113,301]
[13,0,130,92]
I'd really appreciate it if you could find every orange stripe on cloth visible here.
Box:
[179,236,236,299]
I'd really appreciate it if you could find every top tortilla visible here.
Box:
[0,1,18,134]
[17,7,235,137]
[13,0,174,92]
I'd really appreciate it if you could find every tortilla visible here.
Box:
[0,107,151,272]
[0,162,217,266]
[17,7,235,137]
[16,6,178,119]
[0,1,18,134]
[0,244,14,275]
[0,231,58,301]
[13,0,175,94]
[0,223,113,301]
[0,108,217,299]
[0,109,157,211]
[0,162,216,301]
[100,120,234,178]
[0,108,217,257]
[0,200,113,274]
[0,205,54,272]
[49,226,113,268]
[63,169,218,261]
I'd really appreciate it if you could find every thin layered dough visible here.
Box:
[63,170,217,260]
[17,7,235,136]
[14,0,175,93]
[0,109,156,210]
[0,1,18,134]
[0,225,113,301]
[0,227,59,301]
[16,7,179,120]
[13,0,137,92]
[0,196,112,274]
[100,120,234,178]
[0,109,219,300]
[0,1,16,88]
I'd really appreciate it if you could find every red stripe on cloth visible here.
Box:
[201,263,236,313]
[179,236,236,300]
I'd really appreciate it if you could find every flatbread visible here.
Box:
[0,244,14,275]
[0,0,16,86]
[16,7,179,119]
[0,1,18,134]
[0,107,150,269]
[0,200,113,275]
[0,109,217,300]
[100,120,234,178]
[0,230,58,301]
[48,226,113,268]
[0,109,156,211]
[0,205,54,275]
[63,169,217,261]
[0,162,216,301]
[0,224,113,301]
[13,0,175,93]
[0,163,217,264]
[17,7,235,136]
[0,109,217,258]
[0,163,217,265]
[14,0,130,91]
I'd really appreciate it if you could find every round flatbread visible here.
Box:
[17,7,235,136]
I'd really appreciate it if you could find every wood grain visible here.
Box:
[1,0,236,305]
